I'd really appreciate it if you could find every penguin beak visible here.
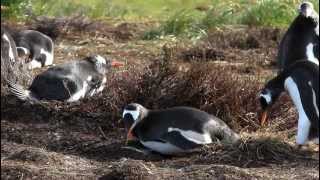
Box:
[126,128,138,144]
[260,110,268,126]
[111,60,124,68]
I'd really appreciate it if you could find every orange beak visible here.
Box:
[111,60,124,68]
[260,110,268,126]
[126,128,138,144]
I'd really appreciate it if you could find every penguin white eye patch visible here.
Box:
[123,110,140,121]
[95,55,106,65]
[259,91,272,104]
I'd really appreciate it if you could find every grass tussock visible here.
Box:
[199,133,316,167]
[2,0,319,39]
[143,0,319,39]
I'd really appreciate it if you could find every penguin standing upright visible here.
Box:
[1,26,18,63]
[122,103,240,155]
[12,30,54,70]
[259,60,319,145]
[278,1,319,71]
[7,55,124,102]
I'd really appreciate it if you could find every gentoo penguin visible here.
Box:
[7,55,124,102]
[12,30,54,69]
[277,1,319,71]
[259,60,319,145]
[1,26,18,63]
[122,103,240,155]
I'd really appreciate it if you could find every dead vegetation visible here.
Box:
[30,16,146,41]
[1,20,318,179]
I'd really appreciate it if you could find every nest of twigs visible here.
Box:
[198,134,316,167]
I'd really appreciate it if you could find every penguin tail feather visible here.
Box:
[6,79,38,102]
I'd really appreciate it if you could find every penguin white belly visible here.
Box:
[2,34,15,62]
[67,81,88,102]
[140,140,184,155]
[306,43,319,65]
[285,77,311,145]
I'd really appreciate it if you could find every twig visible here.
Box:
[98,126,107,140]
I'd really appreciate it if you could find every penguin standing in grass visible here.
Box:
[278,1,319,71]
[7,55,124,102]
[12,30,54,70]
[122,103,240,155]
[259,60,319,146]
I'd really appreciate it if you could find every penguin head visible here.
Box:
[122,103,148,130]
[86,55,124,75]
[85,55,108,74]
[259,88,280,110]
[298,1,315,18]
[258,77,284,126]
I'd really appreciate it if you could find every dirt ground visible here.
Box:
[1,19,319,180]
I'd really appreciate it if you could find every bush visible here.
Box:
[1,0,32,20]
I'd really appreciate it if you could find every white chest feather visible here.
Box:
[306,43,319,65]
[67,81,88,102]
[285,77,311,145]
[40,48,54,66]
[3,34,15,62]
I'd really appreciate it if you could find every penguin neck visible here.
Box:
[293,15,318,31]
[130,108,149,130]
[282,61,319,77]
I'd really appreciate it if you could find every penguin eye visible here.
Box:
[260,96,269,110]
[122,109,140,121]
[123,113,135,130]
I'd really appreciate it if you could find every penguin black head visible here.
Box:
[122,103,148,130]
[259,88,281,111]
[298,1,316,19]
[259,76,285,126]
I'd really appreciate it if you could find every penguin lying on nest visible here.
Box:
[7,55,124,102]
[122,103,240,155]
